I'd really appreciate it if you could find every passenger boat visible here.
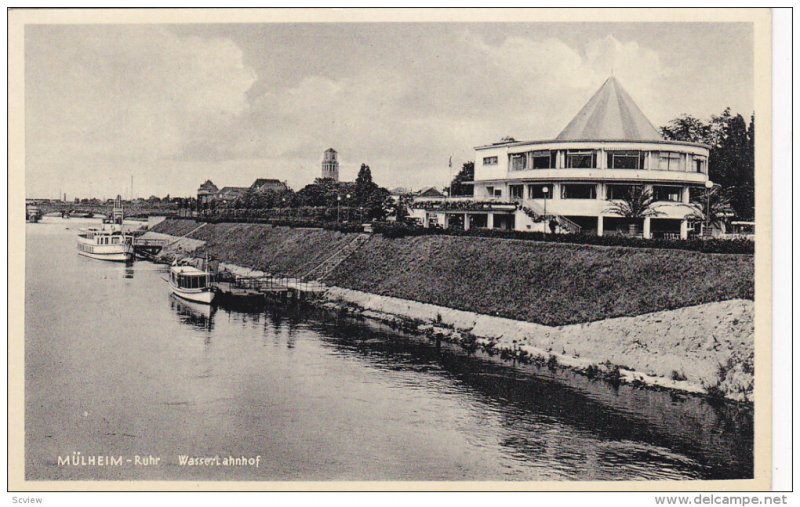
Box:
[75,199,134,262]
[167,264,216,304]
[76,222,134,262]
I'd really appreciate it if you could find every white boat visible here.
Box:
[76,222,134,262]
[167,265,216,304]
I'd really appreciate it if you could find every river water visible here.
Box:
[25,218,753,481]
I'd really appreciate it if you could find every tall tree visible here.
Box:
[355,163,377,205]
[449,161,475,197]
[660,108,755,220]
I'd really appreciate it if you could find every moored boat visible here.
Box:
[76,222,134,262]
[167,264,216,304]
[75,198,133,262]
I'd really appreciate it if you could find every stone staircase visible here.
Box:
[519,201,582,234]
[302,233,371,281]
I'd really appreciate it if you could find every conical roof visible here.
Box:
[556,77,662,142]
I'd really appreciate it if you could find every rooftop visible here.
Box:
[557,77,662,142]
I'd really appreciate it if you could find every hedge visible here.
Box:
[371,222,754,255]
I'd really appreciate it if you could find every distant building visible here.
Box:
[197,179,219,212]
[415,186,445,198]
[217,186,249,202]
[249,179,288,193]
[321,148,339,181]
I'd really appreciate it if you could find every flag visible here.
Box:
[448,156,452,168]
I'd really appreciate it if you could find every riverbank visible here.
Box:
[145,219,755,401]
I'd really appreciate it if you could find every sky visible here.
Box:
[25,22,753,200]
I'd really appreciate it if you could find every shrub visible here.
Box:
[371,222,754,254]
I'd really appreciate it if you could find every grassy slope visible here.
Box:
[178,222,358,277]
[325,235,754,326]
[150,219,205,237]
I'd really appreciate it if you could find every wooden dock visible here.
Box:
[213,275,326,307]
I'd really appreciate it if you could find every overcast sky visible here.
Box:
[25,22,753,199]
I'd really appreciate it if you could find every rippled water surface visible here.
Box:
[26,219,753,481]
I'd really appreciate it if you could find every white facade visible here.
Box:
[414,78,711,239]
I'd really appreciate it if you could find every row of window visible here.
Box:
[496,184,685,202]
[91,236,121,245]
[171,272,208,289]
[487,150,706,173]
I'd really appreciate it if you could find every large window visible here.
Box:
[510,154,527,171]
[561,184,597,199]
[509,185,524,199]
[483,156,498,166]
[565,150,596,169]
[607,151,644,169]
[528,184,553,199]
[653,186,683,202]
[693,156,707,174]
[531,150,557,169]
[655,151,685,171]
[606,184,643,200]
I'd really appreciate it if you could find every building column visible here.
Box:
[680,220,688,240]
[597,216,604,237]
[440,213,449,229]
[487,213,494,230]
[464,213,470,231]
[682,187,691,204]
[643,217,651,239]
[422,212,429,228]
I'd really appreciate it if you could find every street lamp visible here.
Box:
[337,194,342,223]
[703,180,714,238]
[542,186,549,224]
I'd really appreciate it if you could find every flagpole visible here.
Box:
[448,155,453,202]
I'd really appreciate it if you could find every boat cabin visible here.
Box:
[170,266,210,290]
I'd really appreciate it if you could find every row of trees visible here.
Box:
[219,164,392,221]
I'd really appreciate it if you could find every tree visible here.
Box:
[604,186,663,235]
[449,161,474,197]
[686,185,735,232]
[661,114,711,144]
[355,164,378,205]
[660,108,755,220]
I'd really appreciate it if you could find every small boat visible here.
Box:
[167,264,216,304]
[76,222,134,262]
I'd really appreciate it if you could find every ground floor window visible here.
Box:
[468,214,488,229]
[561,184,597,199]
[528,183,553,199]
[650,218,683,239]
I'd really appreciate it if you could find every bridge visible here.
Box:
[26,201,179,219]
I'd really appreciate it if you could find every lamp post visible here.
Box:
[704,180,714,238]
[542,186,549,232]
[337,194,342,223]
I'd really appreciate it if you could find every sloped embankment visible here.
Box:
[325,234,754,326]
[151,220,361,277]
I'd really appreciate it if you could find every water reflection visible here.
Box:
[301,310,753,480]
[169,294,215,331]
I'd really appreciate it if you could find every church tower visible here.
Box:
[321,148,339,181]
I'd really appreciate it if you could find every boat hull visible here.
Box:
[169,285,216,305]
[77,248,133,262]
